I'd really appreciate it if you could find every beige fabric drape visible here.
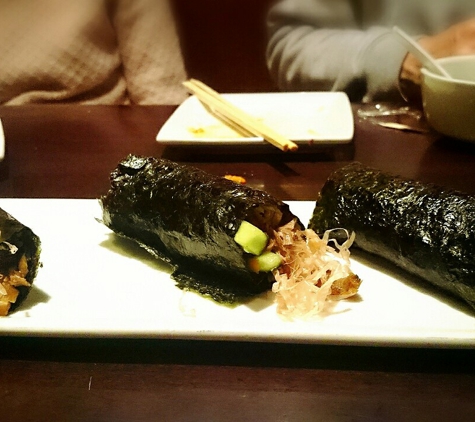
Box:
[0,0,188,105]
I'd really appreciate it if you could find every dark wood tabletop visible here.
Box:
[1,105,475,421]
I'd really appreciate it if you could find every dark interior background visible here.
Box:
[173,0,277,93]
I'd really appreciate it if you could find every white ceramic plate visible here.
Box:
[156,92,354,146]
[1,199,474,347]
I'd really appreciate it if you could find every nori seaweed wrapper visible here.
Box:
[100,155,298,303]
[309,162,475,310]
[0,207,41,315]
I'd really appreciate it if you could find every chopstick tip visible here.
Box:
[285,142,299,152]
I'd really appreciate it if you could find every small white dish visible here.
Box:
[156,92,354,146]
[421,55,475,142]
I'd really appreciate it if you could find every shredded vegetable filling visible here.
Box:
[0,255,30,316]
[270,219,361,319]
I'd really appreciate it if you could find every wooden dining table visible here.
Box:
[1,104,475,421]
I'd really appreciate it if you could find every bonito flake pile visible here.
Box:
[270,220,361,319]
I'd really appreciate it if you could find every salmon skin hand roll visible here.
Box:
[0,208,41,316]
[309,162,475,310]
[100,155,299,303]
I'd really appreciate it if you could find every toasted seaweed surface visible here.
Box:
[100,155,297,303]
[0,208,41,313]
[309,162,475,310]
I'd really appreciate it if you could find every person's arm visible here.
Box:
[397,16,475,102]
[266,0,407,101]
[400,16,475,85]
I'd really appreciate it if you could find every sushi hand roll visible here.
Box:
[0,207,41,316]
[309,162,475,310]
[100,155,360,316]
[100,155,298,303]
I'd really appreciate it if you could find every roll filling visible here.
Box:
[0,208,41,316]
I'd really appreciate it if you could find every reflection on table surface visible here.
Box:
[0,105,475,421]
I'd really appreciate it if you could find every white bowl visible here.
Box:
[421,55,475,141]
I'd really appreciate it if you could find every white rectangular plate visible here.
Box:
[1,199,474,347]
[156,92,354,146]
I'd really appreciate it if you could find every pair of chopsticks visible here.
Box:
[182,79,298,152]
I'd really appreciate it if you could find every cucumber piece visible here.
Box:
[249,252,282,272]
[234,221,268,255]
